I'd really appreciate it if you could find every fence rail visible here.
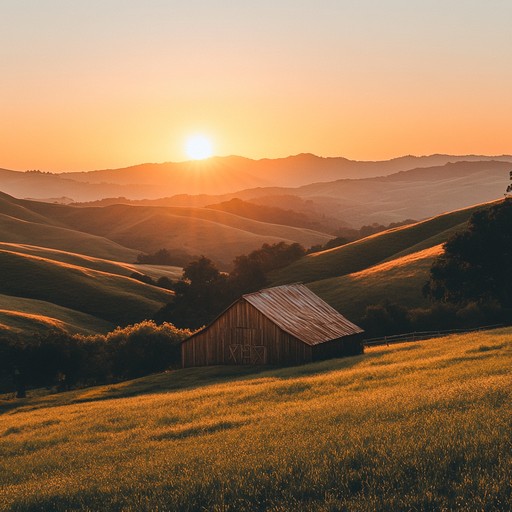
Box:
[363,324,505,347]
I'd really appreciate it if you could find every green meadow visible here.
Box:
[1,328,510,511]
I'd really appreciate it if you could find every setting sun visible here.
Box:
[185,135,213,160]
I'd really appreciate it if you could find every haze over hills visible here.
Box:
[76,160,511,228]
[0,191,331,269]
[1,154,511,203]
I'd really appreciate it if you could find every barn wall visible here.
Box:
[182,299,312,367]
[311,333,364,361]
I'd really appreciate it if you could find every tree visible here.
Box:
[155,256,230,329]
[424,200,512,308]
[506,170,512,197]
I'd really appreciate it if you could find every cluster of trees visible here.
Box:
[130,272,174,290]
[308,219,417,254]
[155,242,306,329]
[0,321,192,395]
[136,248,196,267]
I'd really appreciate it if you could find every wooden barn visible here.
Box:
[181,283,364,367]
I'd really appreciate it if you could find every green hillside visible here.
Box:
[309,245,442,320]
[0,249,174,325]
[0,294,114,337]
[271,201,494,285]
[1,328,510,511]
[0,213,140,262]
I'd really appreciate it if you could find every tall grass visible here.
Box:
[1,328,511,511]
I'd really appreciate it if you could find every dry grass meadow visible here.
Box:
[1,328,511,511]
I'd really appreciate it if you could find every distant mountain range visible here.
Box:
[74,160,512,228]
[2,153,511,203]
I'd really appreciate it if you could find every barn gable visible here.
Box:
[181,284,364,367]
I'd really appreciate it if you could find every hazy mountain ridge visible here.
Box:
[1,154,511,202]
[76,160,512,228]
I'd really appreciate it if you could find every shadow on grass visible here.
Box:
[1,348,388,414]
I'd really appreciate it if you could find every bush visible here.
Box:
[0,321,193,394]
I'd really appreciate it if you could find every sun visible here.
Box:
[185,135,213,160]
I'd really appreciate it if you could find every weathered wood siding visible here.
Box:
[182,299,312,367]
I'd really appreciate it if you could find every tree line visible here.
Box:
[154,242,306,329]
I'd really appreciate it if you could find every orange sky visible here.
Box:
[2,1,512,171]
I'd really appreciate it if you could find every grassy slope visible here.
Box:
[309,245,443,320]
[0,328,510,511]
[26,202,332,267]
[0,213,140,262]
[270,201,492,285]
[0,294,114,336]
[0,243,182,281]
[0,249,174,325]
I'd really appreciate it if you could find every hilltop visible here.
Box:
[1,328,510,510]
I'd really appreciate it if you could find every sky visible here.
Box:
[2,0,512,171]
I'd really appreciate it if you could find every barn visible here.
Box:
[181,283,364,367]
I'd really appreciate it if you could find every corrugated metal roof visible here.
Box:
[243,283,363,346]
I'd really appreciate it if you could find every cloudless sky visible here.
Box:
[2,0,512,171]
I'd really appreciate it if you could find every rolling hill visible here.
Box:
[0,294,114,337]
[14,198,332,268]
[1,328,510,510]
[270,201,494,286]
[0,248,174,326]
[308,245,443,321]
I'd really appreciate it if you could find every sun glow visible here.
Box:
[185,135,213,160]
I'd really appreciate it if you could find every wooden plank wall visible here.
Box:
[182,299,312,367]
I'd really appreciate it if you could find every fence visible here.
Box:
[363,324,505,347]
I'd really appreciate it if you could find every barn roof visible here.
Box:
[242,283,363,346]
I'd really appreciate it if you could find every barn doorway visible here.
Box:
[228,344,267,364]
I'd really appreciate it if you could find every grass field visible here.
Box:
[1,328,510,511]
[270,201,492,285]
[309,245,442,320]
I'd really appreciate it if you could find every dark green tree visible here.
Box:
[155,256,230,329]
[424,199,512,308]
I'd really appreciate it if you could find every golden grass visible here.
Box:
[309,245,443,318]
[1,328,510,511]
